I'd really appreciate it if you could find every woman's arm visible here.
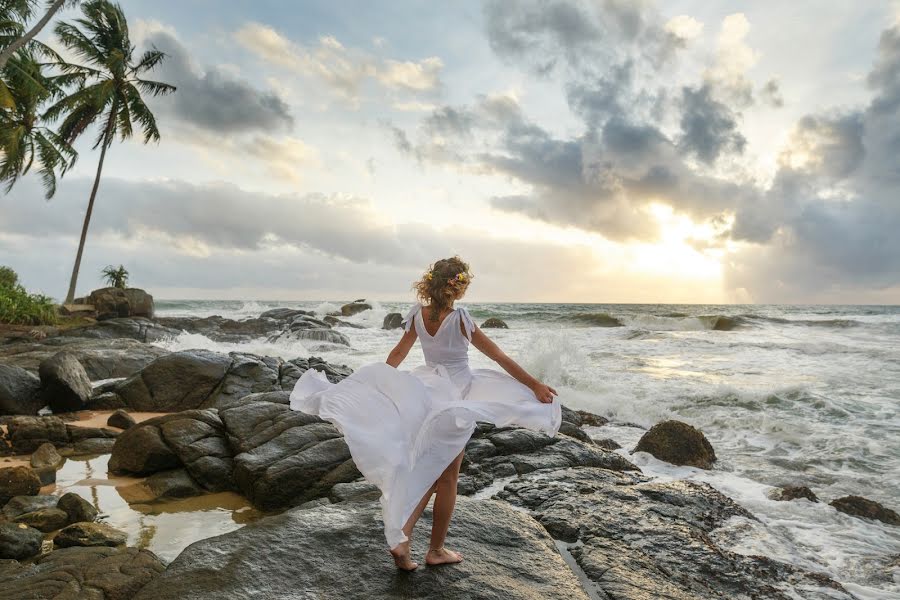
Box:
[470,327,557,403]
[386,327,418,368]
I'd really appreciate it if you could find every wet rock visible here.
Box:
[0,364,42,416]
[213,352,281,408]
[0,523,42,559]
[382,312,403,330]
[575,409,609,427]
[0,336,168,380]
[488,429,555,453]
[6,415,69,453]
[279,356,353,390]
[340,301,371,317]
[108,422,180,475]
[0,546,165,599]
[594,438,621,451]
[107,409,136,429]
[2,495,57,519]
[220,401,355,509]
[259,308,314,321]
[154,315,281,343]
[463,438,497,462]
[114,350,231,411]
[830,495,900,526]
[329,481,380,503]
[88,287,155,320]
[14,507,69,532]
[268,316,350,347]
[557,421,593,443]
[238,390,290,405]
[324,316,367,329]
[776,485,819,502]
[57,492,98,523]
[499,467,854,600]
[30,442,64,471]
[39,352,92,412]
[633,419,717,469]
[133,498,590,600]
[0,467,41,504]
[118,469,207,503]
[60,318,179,344]
[54,522,127,548]
[481,317,508,328]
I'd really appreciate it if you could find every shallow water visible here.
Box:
[152,299,900,596]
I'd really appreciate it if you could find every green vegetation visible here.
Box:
[101,264,128,288]
[0,266,58,325]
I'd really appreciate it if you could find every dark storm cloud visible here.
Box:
[678,84,746,164]
[146,31,294,134]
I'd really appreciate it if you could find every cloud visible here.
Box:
[234,22,443,104]
[140,27,294,134]
[678,84,747,163]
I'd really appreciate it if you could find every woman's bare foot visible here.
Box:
[389,543,418,571]
[425,547,463,566]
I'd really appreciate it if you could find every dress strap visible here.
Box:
[457,306,475,341]
[401,303,422,332]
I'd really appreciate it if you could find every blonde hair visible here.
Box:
[414,256,473,321]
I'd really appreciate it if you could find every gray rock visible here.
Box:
[340,301,371,317]
[30,442,64,470]
[830,495,900,525]
[57,492,98,523]
[238,390,290,405]
[108,422,180,475]
[14,507,69,532]
[154,315,281,343]
[54,522,128,548]
[480,317,508,328]
[0,467,41,505]
[487,429,555,453]
[213,352,280,408]
[38,351,92,412]
[557,421,594,443]
[279,357,353,390]
[5,415,69,453]
[267,320,350,347]
[87,391,127,410]
[633,419,717,469]
[324,315,367,329]
[594,438,621,451]
[297,497,330,510]
[220,401,355,509]
[329,481,380,503]
[114,350,231,411]
[133,498,590,600]
[259,308,314,321]
[0,546,165,599]
[0,336,168,379]
[0,364,42,415]
[107,408,136,429]
[0,523,42,560]
[382,312,403,330]
[2,495,57,519]
[499,467,852,599]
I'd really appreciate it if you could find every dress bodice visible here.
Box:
[402,303,475,389]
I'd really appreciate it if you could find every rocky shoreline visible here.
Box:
[0,308,892,598]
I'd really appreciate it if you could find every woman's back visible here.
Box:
[403,303,475,382]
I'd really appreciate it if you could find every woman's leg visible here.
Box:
[390,483,437,571]
[426,451,465,565]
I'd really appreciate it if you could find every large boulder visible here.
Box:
[0,523,42,559]
[54,522,128,548]
[498,467,854,600]
[213,352,281,408]
[38,351,92,412]
[133,498,591,600]
[633,420,717,469]
[219,401,355,509]
[114,350,231,411]
[830,495,900,526]
[382,312,403,330]
[339,301,371,317]
[279,357,353,391]
[0,546,165,599]
[0,364,42,415]
[0,467,41,505]
[267,315,350,347]
[0,336,169,379]
[88,287,154,320]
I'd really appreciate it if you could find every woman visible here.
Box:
[289,256,561,570]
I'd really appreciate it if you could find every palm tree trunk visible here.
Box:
[64,103,116,304]
[0,0,68,70]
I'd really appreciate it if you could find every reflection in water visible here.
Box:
[44,454,266,562]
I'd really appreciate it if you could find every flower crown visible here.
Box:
[424,271,468,285]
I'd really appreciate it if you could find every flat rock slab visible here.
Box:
[134,498,591,600]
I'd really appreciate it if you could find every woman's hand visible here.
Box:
[531,382,558,404]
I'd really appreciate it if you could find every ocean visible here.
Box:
[154,300,900,599]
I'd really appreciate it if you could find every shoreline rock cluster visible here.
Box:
[0,305,891,598]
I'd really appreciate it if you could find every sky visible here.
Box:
[1,0,899,304]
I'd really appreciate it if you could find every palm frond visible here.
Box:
[134,77,175,97]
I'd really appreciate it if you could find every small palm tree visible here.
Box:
[43,0,175,304]
[101,264,127,288]
[0,50,77,197]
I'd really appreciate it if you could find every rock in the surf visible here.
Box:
[87,287,155,320]
[132,498,590,600]
[633,419,717,469]
[829,495,900,526]
[481,317,508,328]
[382,312,403,330]
[339,301,371,317]
[0,364,43,415]
[776,485,819,502]
[0,522,43,559]
[38,351,92,412]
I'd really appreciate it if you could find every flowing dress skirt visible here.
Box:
[289,362,561,548]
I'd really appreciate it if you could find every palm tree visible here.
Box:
[44,0,175,304]
[0,49,77,197]
[0,0,79,71]
[101,264,127,288]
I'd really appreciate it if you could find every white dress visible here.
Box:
[289,303,561,549]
